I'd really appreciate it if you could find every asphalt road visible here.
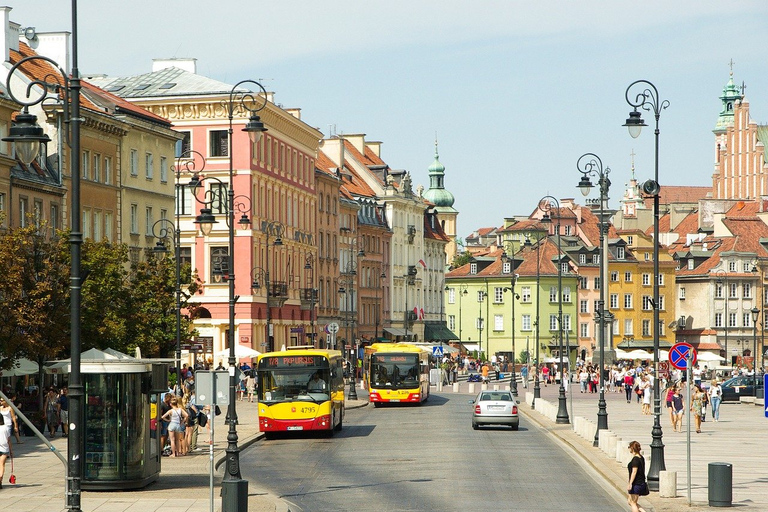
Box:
[241,393,627,512]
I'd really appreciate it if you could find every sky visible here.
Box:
[7,1,768,241]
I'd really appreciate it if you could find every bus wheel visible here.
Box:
[373,402,382,408]
[264,432,275,440]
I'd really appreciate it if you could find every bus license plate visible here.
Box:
[287,426,303,431]
[389,399,400,402]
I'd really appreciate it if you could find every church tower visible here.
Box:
[422,140,458,266]
[712,64,768,200]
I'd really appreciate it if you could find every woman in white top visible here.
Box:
[0,414,11,488]
[708,379,723,422]
[161,397,188,457]
[0,397,21,444]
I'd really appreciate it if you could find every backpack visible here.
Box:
[197,409,208,427]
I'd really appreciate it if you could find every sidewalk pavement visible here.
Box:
[448,376,766,511]
[2,395,368,512]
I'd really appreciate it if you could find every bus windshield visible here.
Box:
[257,368,331,404]
[370,353,420,389]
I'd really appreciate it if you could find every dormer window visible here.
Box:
[502,261,511,274]
[687,259,695,270]
[617,247,625,259]
[728,261,736,272]
[470,262,477,275]
[579,253,586,264]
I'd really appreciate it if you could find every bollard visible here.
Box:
[659,471,677,498]
[493,384,499,391]
[468,383,475,394]
[481,383,488,391]
[452,382,459,393]
[708,462,732,507]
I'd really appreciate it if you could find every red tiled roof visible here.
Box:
[643,186,711,208]
[10,42,102,113]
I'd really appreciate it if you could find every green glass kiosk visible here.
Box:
[55,349,168,490]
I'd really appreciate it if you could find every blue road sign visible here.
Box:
[669,342,697,370]
[432,346,444,358]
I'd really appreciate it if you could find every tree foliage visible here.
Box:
[0,223,200,366]
[450,250,472,270]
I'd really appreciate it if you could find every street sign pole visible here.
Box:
[686,351,692,507]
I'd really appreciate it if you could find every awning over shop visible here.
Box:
[616,339,673,350]
[383,327,409,337]
[423,322,459,341]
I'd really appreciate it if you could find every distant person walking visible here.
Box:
[0,397,21,445]
[44,388,60,438]
[521,365,529,388]
[691,384,704,433]
[671,386,685,433]
[708,379,723,421]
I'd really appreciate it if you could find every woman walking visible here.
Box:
[671,386,685,432]
[691,384,704,433]
[708,379,723,421]
[161,397,188,457]
[0,397,21,444]
[640,375,652,415]
[626,440,648,512]
[0,414,11,488]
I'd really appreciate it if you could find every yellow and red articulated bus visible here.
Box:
[364,343,430,406]
[256,348,345,437]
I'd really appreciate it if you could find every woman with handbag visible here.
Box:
[626,440,648,512]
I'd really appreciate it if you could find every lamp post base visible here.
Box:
[221,479,248,512]
[593,393,608,446]
[510,370,518,399]
[556,384,569,424]
[647,410,666,491]
[348,378,358,400]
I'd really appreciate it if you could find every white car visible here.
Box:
[470,390,519,430]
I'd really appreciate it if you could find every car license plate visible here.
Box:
[489,405,504,411]
[287,426,303,431]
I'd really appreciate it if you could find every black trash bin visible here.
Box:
[708,462,733,507]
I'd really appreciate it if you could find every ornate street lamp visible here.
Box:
[3,5,83,508]
[186,79,267,512]
[524,232,544,404]
[624,79,669,491]
[714,269,730,363]
[304,255,318,346]
[338,258,360,399]
[576,152,611,446]
[751,307,759,391]
[259,221,285,352]
[501,253,520,399]
[540,195,569,424]
[151,218,182,381]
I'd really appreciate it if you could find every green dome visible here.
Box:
[423,140,455,207]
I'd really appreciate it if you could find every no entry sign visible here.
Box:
[669,342,697,370]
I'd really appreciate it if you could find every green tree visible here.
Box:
[451,250,472,270]
[0,223,70,367]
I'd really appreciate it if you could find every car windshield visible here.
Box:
[257,368,330,404]
[479,392,512,402]
[370,353,420,390]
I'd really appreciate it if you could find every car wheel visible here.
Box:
[510,424,519,431]
[472,421,479,430]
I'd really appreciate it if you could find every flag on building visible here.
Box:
[418,259,427,269]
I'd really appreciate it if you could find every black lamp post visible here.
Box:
[576,153,611,446]
[304,255,317,347]
[188,79,267,512]
[524,233,544,404]
[3,4,82,507]
[624,79,669,491]
[375,270,386,341]
[751,307,759,390]
[478,290,488,358]
[151,218,182,381]
[540,195,569,424]
[339,258,360,399]
[501,255,520,399]
[715,269,730,363]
